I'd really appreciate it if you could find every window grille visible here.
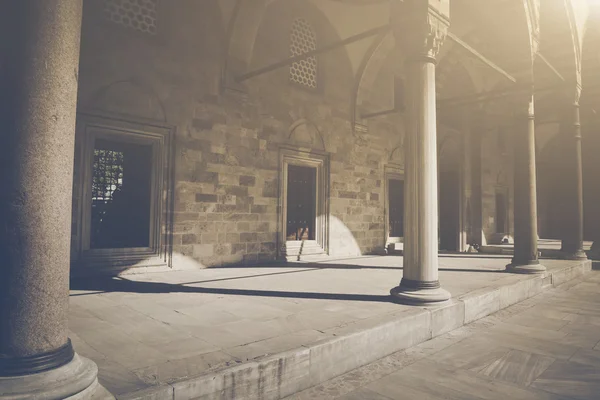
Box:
[92,149,124,202]
[103,0,158,35]
[289,18,318,89]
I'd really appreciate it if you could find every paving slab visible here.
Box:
[288,268,600,400]
[69,255,593,399]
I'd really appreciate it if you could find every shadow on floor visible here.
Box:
[171,266,506,287]
[213,261,510,273]
[70,276,395,302]
[69,256,511,301]
[212,254,513,270]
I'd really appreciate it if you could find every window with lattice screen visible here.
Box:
[289,19,318,89]
[92,148,124,203]
[103,0,158,35]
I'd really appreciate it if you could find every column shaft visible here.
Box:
[403,60,439,284]
[0,0,82,372]
[507,96,545,273]
[561,104,587,259]
[389,0,451,304]
[470,129,483,247]
[391,56,450,303]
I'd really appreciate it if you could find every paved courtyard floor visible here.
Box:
[480,239,593,256]
[69,253,594,398]
[288,268,600,400]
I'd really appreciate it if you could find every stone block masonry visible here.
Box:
[168,92,390,266]
[69,1,513,270]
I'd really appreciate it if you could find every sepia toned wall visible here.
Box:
[70,0,410,268]
[69,0,519,269]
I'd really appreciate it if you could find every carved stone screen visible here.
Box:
[103,0,158,35]
[289,18,318,89]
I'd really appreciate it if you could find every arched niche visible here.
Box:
[82,79,167,122]
[288,118,326,151]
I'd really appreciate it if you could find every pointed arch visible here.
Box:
[352,30,394,128]
[82,79,167,122]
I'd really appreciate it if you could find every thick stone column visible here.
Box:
[506,95,546,274]
[390,0,451,304]
[0,1,105,398]
[560,101,587,260]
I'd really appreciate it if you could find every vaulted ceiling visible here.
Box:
[220,0,600,125]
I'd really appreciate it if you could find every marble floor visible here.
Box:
[483,239,594,250]
[69,254,590,397]
[288,269,600,400]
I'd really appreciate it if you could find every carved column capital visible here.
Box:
[565,83,582,107]
[508,89,535,120]
[391,0,450,62]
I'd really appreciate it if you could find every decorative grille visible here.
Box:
[103,0,158,35]
[289,18,318,89]
[92,149,124,202]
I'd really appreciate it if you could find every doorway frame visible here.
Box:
[438,130,469,252]
[73,113,173,270]
[494,185,510,235]
[384,164,405,248]
[277,145,330,258]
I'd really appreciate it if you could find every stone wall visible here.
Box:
[71,0,402,268]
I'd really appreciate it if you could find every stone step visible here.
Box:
[479,246,559,258]
[282,240,326,258]
[119,259,593,400]
[387,242,403,255]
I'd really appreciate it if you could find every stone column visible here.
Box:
[560,100,587,260]
[506,95,546,273]
[458,127,469,252]
[0,1,105,398]
[469,119,484,249]
[390,0,451,304]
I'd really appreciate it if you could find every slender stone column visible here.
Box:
[506,95,546,273]
[560,102,587,260]
[0,1,105,398]
[390,0,451,304]
[469,122,484,249]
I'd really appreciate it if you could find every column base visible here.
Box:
[0,353,113,400]
[390,279,451,305]
[560,249,588,261]
[589,241,600,260]
[505,261,546,274]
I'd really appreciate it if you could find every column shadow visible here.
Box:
[70,276,394,303]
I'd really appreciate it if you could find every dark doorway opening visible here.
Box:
[286,165,316,241]
[495,192,507,234]
[90,138,153,249]
[439,167,460,251]
[388,178,404,238]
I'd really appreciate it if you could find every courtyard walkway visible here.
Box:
[479,239,594,257]
[69,254,593,399]
[289,269,600,400]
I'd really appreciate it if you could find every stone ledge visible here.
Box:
[116,259,592,400]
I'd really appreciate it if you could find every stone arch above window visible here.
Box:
[289,18,318,89]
